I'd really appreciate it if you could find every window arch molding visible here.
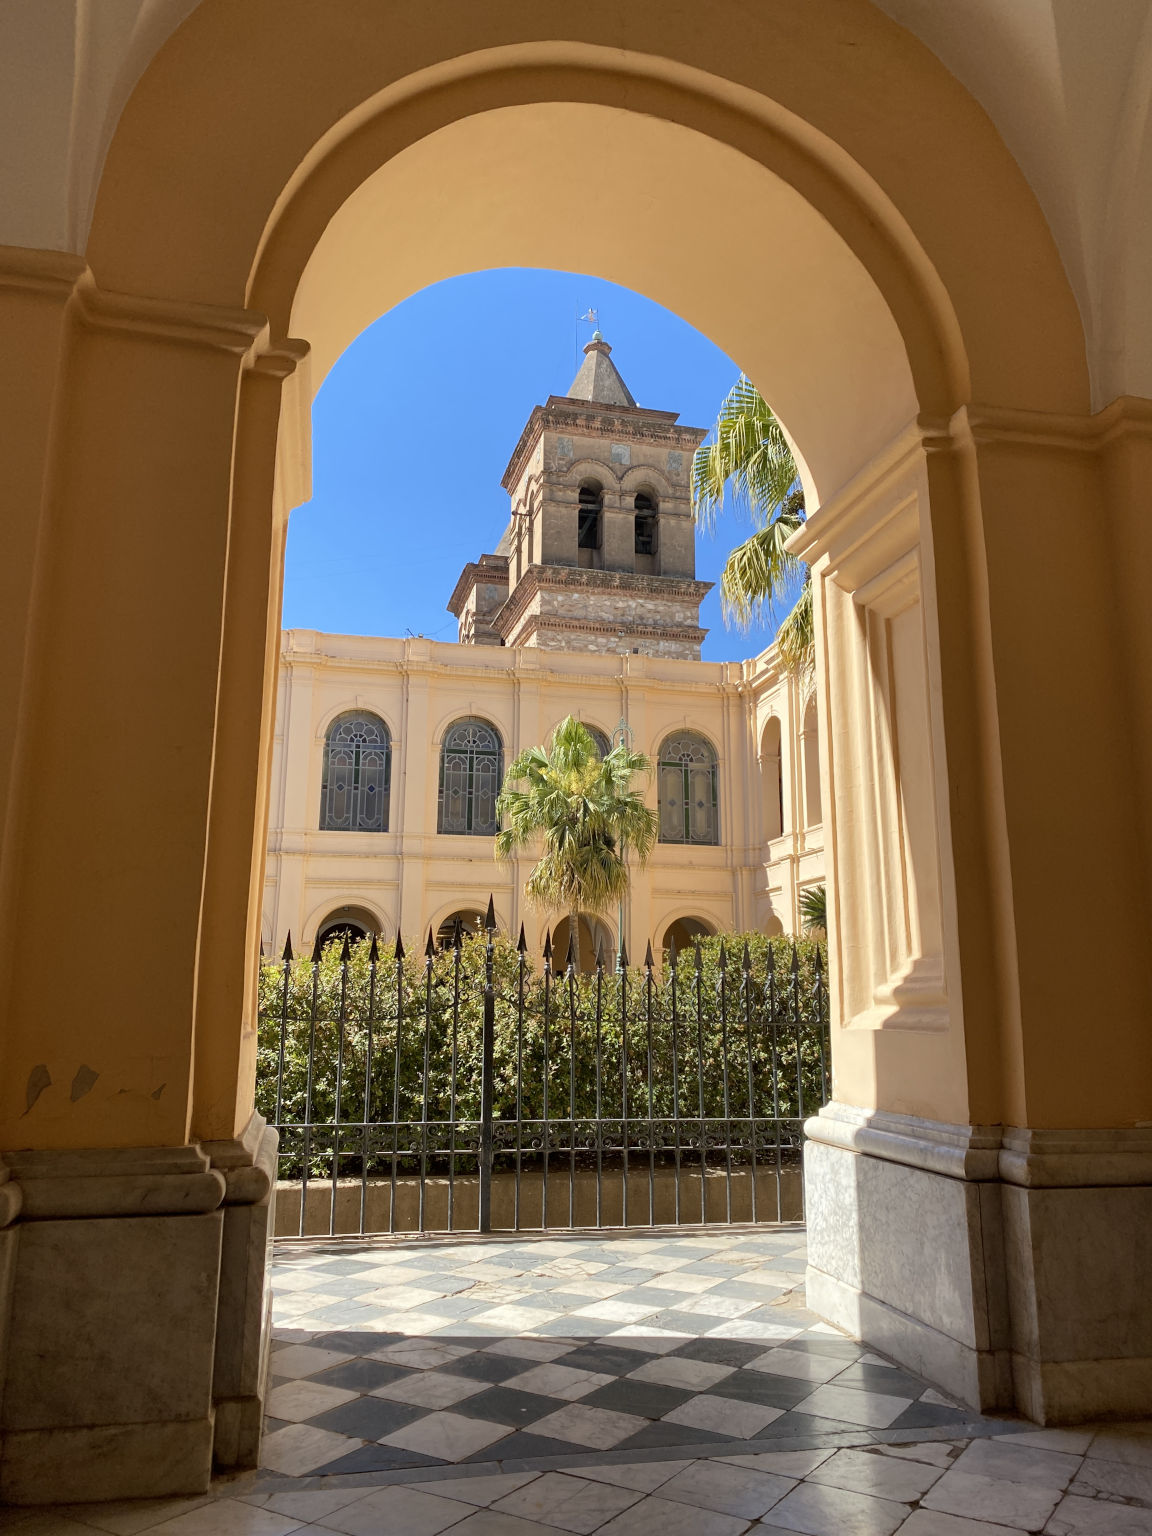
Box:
[319,710,392,831]
[429,902,505,950]
[437,716,504,836]
[559,457,626,488]
[304,898,388,954]
[657,728,720,845]
[619,463,673,498]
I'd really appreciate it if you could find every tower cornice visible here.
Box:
[491,561,712,642]
[501,397,707,491]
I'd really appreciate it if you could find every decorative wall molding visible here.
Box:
[806,1103,1152,1188]
[0,245,88,300]
[3,1144,225,1220]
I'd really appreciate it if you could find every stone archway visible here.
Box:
[2,0,1151,1502]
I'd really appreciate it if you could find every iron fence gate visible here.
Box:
[258,902,830,1238]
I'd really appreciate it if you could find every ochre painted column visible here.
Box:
[192,340,309,1145]
[797,405,1152,1424]
[0,261,300,1499]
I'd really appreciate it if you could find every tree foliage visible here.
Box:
[258,931,830,1180]
[799,883,827,936]
[692,375,813,674]
[494,716,658,918]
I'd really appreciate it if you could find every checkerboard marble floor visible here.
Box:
[7,1226,1152,1534]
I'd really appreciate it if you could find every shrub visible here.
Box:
[257,932,829,1180]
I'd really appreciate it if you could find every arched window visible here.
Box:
[577,482,603,568]
[802,696,822,828]
[634,491,659,573]
[320,713,391,831]
[658,731,719,845]
[585,725,612,759]
[761,717,783,840]
[438,717,503,835]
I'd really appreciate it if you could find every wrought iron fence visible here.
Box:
[258,901,830,1238]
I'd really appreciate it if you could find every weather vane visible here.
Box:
[576,307,600,366]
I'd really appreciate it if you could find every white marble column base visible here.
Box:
[0,1118,277,1504]
[804,1105,1152,1425]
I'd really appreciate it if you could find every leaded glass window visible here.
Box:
[438,718,503,836]
[320,713,391,831]
[586,726,611,759]
[658,731,719,845]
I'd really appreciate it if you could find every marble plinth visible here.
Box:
[0,1117,277,1503]
[804,1105,1152,1425]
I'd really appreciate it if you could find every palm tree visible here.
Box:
[692,375,813,674]
[799,883,827,936]
[495,717,658,955]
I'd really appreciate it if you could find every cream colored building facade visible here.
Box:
[263,630,824,960]
[263,339,825,960]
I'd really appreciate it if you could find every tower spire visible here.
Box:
[566,335,637,408]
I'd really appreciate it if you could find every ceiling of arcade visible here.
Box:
[2,0,1151,406]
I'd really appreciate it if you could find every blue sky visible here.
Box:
[284,268,784,663]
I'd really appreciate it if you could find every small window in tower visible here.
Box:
[577,482,602,560]
[634,492,658,570]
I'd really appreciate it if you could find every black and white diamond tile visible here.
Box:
[261,1228,981,1479]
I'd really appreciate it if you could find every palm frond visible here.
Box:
[775,579,814,678]
[719,522,804,627]
[692,376,802,534]
[799,883,827,935]
[494,716,659,916]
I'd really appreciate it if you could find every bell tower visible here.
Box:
[449,336,711,658]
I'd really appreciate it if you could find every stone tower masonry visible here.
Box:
[448,335,711,658]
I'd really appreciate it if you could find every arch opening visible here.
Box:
[550,913,616,974]
[314,903,382,952]
[661,915,716,955]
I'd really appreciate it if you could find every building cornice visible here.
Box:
[509,614,708,647]
[279,632,750,694]
[502,397,708,491]
[445,554,509,617]
[492,562,713,640]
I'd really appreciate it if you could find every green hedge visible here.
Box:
[257,933,829,1179]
